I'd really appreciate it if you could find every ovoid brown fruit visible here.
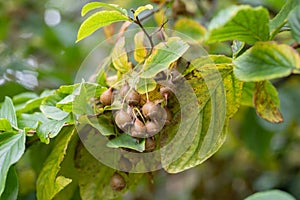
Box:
[110,173,126,191]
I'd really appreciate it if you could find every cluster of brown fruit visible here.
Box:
[101,82,173,191]
[100,82,172,151]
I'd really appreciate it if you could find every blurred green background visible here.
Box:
[1,0,300,199]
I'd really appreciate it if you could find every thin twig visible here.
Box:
[131,9,154,55]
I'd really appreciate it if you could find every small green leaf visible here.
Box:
[81,2,128,17]
[233,42,300,81]
[18,112,48,130]
[0,97,17,129]
[134,31,147,63]
[289,5,300,43]
[134,4,153,18]
[78,114,115,136]
[206,5,270,44]
[12,92,38,105]
[173,18,206,42]
[270,0,299,39]
[16,91,53,114]
[135,78,157,94]
[245,189,296,200]
[0,166,18,200]
[0,131,25,197]
[141,37,189,78]
[107,134,145,152]
[0,118,12,131]
[36,127,75,200]
[40,105,69,121]
[56,94,75,112]
[76,11,129,43]
[36,116,71,144]
[111,37,132,73]
[254,81,283,123]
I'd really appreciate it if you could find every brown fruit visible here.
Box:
[125,90,140,106]
[130,119,146,138]
[145,121,161,136]
[100,88,113,106]
[115,110,132,130]
[110,173,126,191]
[142,101,161,119]
[160,86,172,99]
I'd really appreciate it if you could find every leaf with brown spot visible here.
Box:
[254,81,283,123]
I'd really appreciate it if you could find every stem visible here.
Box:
[132,107,146,124]
[134,16,154,55]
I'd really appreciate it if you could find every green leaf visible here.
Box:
[17,112,48,130]
[107,134,145,152]
[206,5,270,44]
[36,127,75,200]
[173,18,206,42]
[16,91,52,114]
[0,118,12,131]
[134,31,147,63]
[36,116,72,144]
[254,81,283,123]
[76,11,129,43]
[0,166,18,200]
[78,114,115,136]
[40,85,81,120]
[81,2,128,17]
[135,78,157,94]
[56,94,75,113]
[234,41,300,81]
[141,37,189,78]
[111,37,132,73]
[245,189,296,200]
[0,131,25,197]
[0,97,17,129]
[40,105,69,121]
[12,92,38,105]
[134,4,153,18]
[75,144,143,200]
[289,5,300,43]
[161,57,242,173]
[270,0,299,39]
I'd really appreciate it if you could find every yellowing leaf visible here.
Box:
[161,57,243,173]
[76,11,129,43]
[134,32,147,63]
[36,127,75,200]
[134,4,153,18]
[254,81,283,123]
[111,37,132,73]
